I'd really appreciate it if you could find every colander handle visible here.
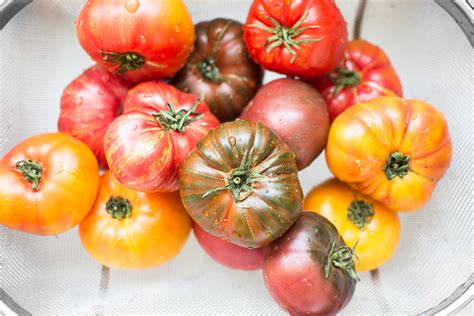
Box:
[0,0,32,30]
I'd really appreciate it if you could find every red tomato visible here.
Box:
[76,0,195,83]
[193,222,267,271]
[104,81,219,193]
[312,39,403,121]
[244,0,348,78]
[58,66,132,167]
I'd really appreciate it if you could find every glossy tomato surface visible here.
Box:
[104,81,219,192]
[80,171,191,269]
[312,39,403,121]
[0,133,99,235]
[193,221,267,270]
[326,97,452,211]
[264,212,357,315]
[240,78,329,170]
[172,18,263,122]
[58,65,132,167]
[244,0,347,78]
[76,0,195,82]
[180,120,303,248]
[305,178,400,272]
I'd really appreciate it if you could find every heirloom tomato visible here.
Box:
[312,39,403,121]
[305,178,400,272]
[263,212,357,315]
[172,18,263,122]
[179,120,303,248]
[58,65,132,167]
[244,0,348,78]
[326,97,452,211]
[104,81,219,193]
[240,78,329,170]
[80,171,191,269]
[76,0,195,82]
[0,133,99,235]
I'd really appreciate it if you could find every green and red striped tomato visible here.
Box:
[179,120,303,248]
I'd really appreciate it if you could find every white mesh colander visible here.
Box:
[0,0,473,314]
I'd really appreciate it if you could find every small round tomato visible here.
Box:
[79,171,191,269]
[304,178,400,272]
[326,97,452,211]
[180,120,303,248]
[0,133,99,235]
[193,222,267,270]
[76,0,195,82]
[263,212,357,315]
[104,81,219,193]
[244,0,348,78]
[240,78,329,170]
[311,39,403,121]
[58,65,132,167]
[172,18,263,122]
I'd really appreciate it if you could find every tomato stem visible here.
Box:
[106,196,132,219]
[347,200,374,230]
[15,160,43,191]
[248,7,323,63]
[198,58,223,83]
[325,241,359,282]
[383,152,410,180]
[152,97,204,134]
[329,67,362,96]
[100,50,145,75]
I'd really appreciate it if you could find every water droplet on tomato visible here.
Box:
[139,35,147,43]
[79,19,85,27]
[169,38,175,44]
[213,219,219,225]
[204,211,209,217]
[75,97,83,105]
[422,128,430,134]
[174,24,180,33]
[228,136,236,147]
[98,113,105,120]
[302,278,313,286]
[101,74,110,82]
[89,20,95,28]
[98,90,104,95]
[121,38,127,44]
[125,0,140,13]
[132,125,138,131]
[265,231,272,237]
[411,114,417,120]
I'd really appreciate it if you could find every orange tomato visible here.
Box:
[304,178,400,272]
[79,171,191,269]
[326,97,452,211]
[0,133,99,235]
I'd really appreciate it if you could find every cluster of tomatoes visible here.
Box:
[0,0,452,314]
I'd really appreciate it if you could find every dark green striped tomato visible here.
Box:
[179,120,303,248]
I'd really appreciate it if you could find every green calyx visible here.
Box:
[383,152,410,180]
[347,200,374,230]
[153,97,204,134]
[100,50,145,74]
[198,58,223,83]
[248,8,323,63]
[329,67,362,96]
[106,196,132,219]
[16,160,44,191]
[325,241,360,282]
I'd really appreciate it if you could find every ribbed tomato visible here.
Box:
[312,39,403,121]
[179,120,303,248]
[326,97,452,211]
[76,0,195,82]
[58,65,132,167]
[104,81,219,192]
[80,171,191,269]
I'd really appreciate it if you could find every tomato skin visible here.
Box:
[304,178,400,272]
[104,81,219,193]
[0,133,99,235]
[172,18,264,122]
[326,97,452,211]
[58,66,132,167]
[79,171,191,269]
[76,0,195,83]
[244,0,348,78]
[263,212,356,315]
[180,120,303,248]
[311,40,403,121]
[193,222,267,271]
[240,78,329,170]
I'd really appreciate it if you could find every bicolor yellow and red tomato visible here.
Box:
[58,65,132,167]
[80,171,191,269]
[0,133,99,235]
[305,178,400,272]
[326,97,452,211]
[312,39,403,121]
[76,0,195,82]
[104,81,219,193]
